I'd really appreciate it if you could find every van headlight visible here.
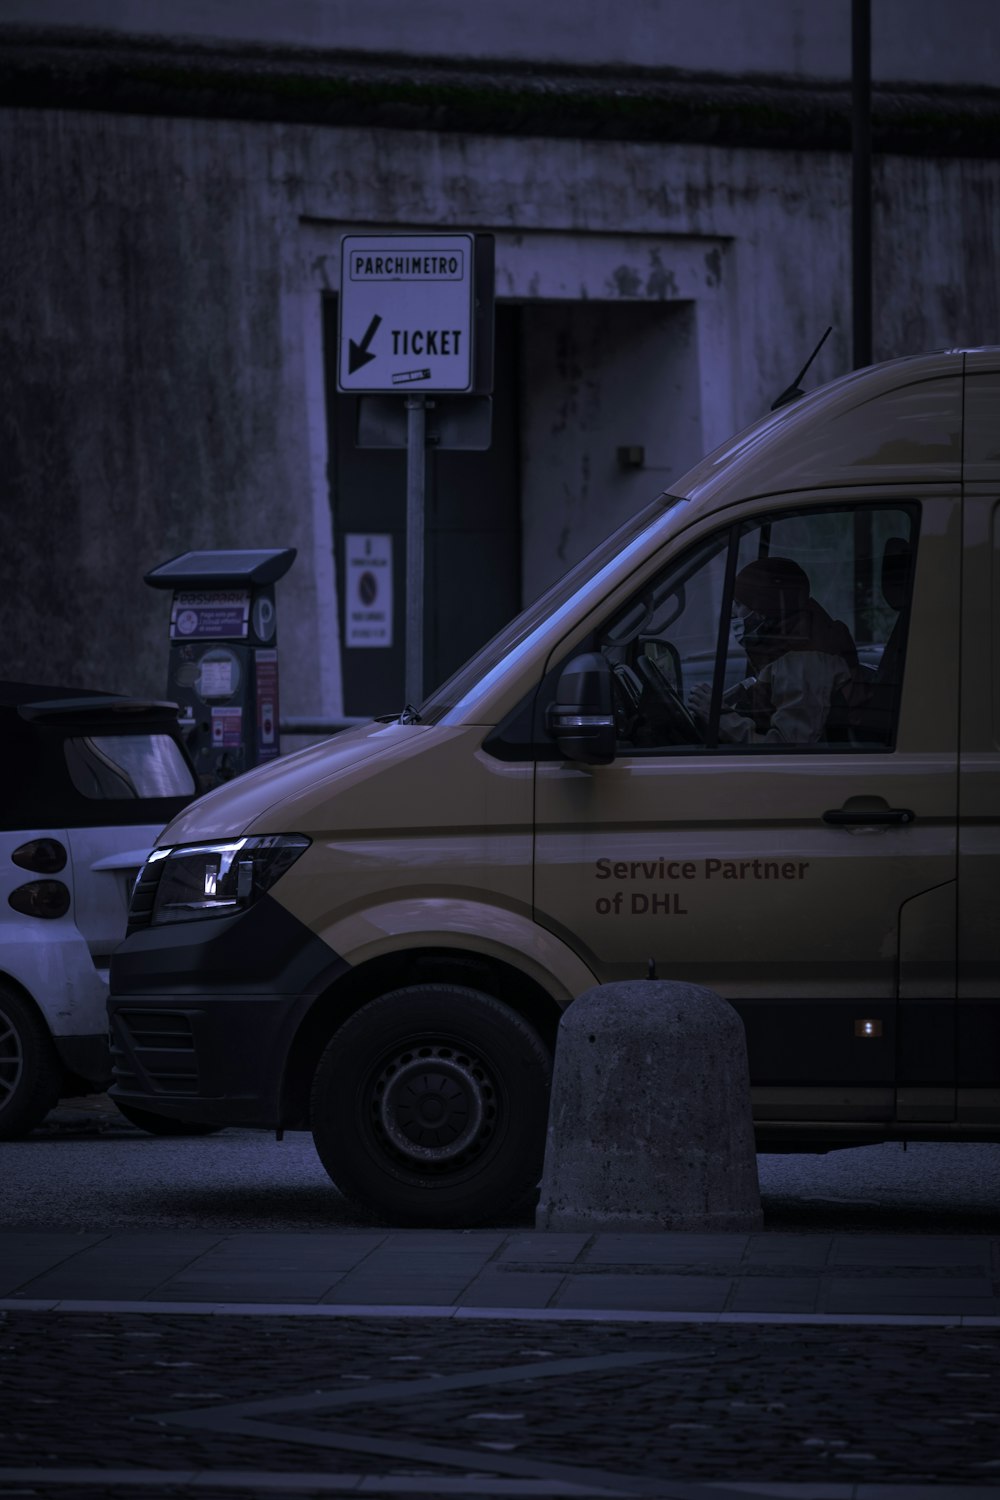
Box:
[143,835,310,926]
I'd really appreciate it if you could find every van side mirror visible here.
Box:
[546,652,617,765]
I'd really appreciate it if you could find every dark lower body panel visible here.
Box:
[52,1033,112,1090]
[108,894,347,1127]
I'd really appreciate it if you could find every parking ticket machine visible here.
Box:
[145,548,296,788]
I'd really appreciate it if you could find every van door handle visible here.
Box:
[822,807,915,826]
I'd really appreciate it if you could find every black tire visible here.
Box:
[310,984,552,1227]
[113,1102,222,1137]
[0,983,63,1140]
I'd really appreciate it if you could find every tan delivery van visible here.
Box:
[109,348,1000,1226]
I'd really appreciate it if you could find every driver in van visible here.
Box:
[687,556,859,745]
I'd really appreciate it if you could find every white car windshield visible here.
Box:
[64,734,197,800]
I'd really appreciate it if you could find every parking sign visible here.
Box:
[337,234,475,393]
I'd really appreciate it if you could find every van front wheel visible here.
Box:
[310,985,551,1227]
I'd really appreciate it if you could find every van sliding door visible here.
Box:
[957,374,1000,1130]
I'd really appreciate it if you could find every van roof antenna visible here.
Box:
[770,325,833,411]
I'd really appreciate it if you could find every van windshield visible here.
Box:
[421,494,683,723]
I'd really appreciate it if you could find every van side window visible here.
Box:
[597,503,917,753]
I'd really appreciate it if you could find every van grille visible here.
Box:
[110,1008,200,1095]
[126,859,164,933]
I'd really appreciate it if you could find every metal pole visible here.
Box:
[404,394,426,708]
[852,0,872,369]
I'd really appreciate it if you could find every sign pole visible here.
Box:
[404,394,426,708]
[337,233,494,715]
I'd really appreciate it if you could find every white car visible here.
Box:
[0,682,204,1137]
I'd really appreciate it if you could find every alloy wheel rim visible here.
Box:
[0,1006,24,1108]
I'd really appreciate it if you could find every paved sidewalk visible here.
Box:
[0,1225,998,1323]
[3,1102,997,1496]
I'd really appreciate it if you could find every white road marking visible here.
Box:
[0,1298,996,1326]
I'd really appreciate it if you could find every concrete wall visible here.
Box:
[0,110,332,715]
[518,298,704,603]
[3,0,998,86]
[2,101,998,719]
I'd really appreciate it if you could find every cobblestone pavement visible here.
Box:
[1,1311,998,1497]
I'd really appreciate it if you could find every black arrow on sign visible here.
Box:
[348,314,382,373]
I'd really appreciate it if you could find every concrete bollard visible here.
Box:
[535,980,763,1232]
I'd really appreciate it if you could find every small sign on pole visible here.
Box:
[344,533,393,648]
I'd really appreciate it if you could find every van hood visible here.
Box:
[155,719,406,844]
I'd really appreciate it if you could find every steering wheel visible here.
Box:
[635,654,701,743]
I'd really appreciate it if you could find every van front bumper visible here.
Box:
[107,895,348,1128]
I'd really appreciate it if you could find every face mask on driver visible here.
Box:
[731,601,752,644]
[732,601,776,651]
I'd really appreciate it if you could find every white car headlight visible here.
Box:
[141,835,310,926]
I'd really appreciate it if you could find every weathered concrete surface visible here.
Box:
[2,99,999,715]
[536,980,763,1232]
[4,0,1000,87]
